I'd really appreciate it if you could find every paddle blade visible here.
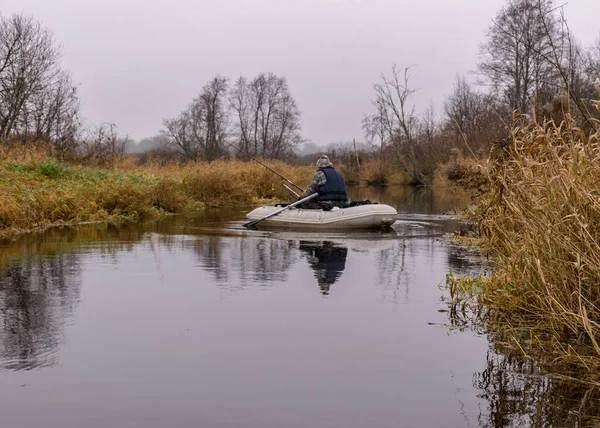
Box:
[242,219,260,228]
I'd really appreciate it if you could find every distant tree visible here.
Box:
[229,73,302,159]
[478,0,563,114]
[545,32,600,126]
[0,12,79,148]
[201,76,229,159]
[362,65,426,183]
[444,75,507,155]
[163,76,229,161]
[129,134,170,153]
[362,92,393,155]
[585,35,600,85]
[79,123,129,164]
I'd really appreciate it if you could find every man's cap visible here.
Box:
[316,155,333,168]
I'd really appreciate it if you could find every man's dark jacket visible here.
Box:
[317,167,348,201]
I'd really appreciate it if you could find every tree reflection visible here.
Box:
[443,245,600,426]
[376,239,408,302]
[0,222,153,372]
[0,254,81,371]
[299,241,347,295]
[473,348,600,427]
[446,242,485,277]
[187,236,297,286]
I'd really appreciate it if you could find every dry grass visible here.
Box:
[0,153,314,237]
[447,105,600,380]
[134,159,314,206]
[434,156,489,195]
[339,158,412,186]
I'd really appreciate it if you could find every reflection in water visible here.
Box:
[0,254,81,370]
[446,243,485,277]
[299,241,347,295]
[2,186,598,428]
[375,239,410,304]
[474,349,600,427]
[187,236,298,286]
[0,223,156,372]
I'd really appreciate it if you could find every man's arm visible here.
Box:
[301,170,326,198]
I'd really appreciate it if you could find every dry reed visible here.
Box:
[447,104,600,380]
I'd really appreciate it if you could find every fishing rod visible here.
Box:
[226,142,305,193]
[283,183,300,198]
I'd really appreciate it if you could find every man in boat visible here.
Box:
[299,155,348,210]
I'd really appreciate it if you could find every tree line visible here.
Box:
[2,1,599,176]
[162,73,302,161]
[359,0,600,184]
[0,13,78,152]
[0,12,135,162]
[0,11,304,163]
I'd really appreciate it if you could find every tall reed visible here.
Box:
[453,105,600,378]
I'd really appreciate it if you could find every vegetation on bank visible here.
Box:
[445,107,600,382]
[4,2,599,189]
[0,147,314,237]
[0,139,460,238]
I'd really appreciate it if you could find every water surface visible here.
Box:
[1,186,598,428]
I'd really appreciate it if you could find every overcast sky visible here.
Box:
[3,0,599,145]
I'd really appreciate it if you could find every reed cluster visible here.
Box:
[448,107,600,379]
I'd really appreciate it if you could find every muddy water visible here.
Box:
[0,186,598,428]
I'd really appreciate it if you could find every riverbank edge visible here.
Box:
[0,158,317,239]
[1,151,480,239]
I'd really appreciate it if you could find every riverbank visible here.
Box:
[446,110,600,382]
[0,151,314,238]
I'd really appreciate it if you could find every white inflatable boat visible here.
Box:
[245,203,398,229]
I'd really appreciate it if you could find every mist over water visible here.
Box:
[0,186,598,428]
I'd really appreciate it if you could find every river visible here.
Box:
[0,186,598,428]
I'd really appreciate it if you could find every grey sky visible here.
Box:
[3,0,599,145]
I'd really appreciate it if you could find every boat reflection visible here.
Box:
[299,241,348,295]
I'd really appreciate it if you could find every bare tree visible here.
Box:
[587,35,600,84]
[530,6,598,128]
[545,31,599,125]
[229,73,302,159]
[200,76,229,159]
[362,65,425,183]
[478,0,563,114]
[79,123,129,164]
[26,70,80,156]
[0,12,79,147]
[163,76,229,161]
[362,94,393,155]
[444,75,508,155]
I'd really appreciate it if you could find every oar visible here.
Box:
[243,193,318,228]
